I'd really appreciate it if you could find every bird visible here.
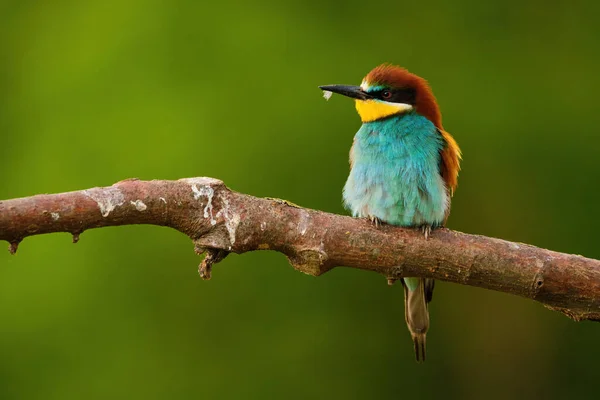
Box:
[319,64,461,362]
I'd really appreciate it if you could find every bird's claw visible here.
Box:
[369,216,382,228]
[421,225,432,240]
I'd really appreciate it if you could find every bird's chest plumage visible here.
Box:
[343,113,448,227]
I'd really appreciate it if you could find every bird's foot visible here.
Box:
[368,216,382,228]
[420,225,432,240]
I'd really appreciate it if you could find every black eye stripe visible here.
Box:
[371,88,416,105]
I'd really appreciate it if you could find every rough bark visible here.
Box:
[1,177,598,321]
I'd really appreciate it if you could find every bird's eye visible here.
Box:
[381,90,392,100]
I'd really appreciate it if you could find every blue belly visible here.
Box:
[343,112,448,227]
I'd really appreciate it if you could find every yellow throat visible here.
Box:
[355,99,413,123]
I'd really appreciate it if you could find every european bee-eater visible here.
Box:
[320,64,461,362]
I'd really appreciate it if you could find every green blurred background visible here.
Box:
[1,0,599,398]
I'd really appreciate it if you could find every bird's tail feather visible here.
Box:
[402,277,434,363]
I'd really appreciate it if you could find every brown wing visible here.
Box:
[437,129,461,224]
[438,128,461,195]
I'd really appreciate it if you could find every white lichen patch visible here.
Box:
[322,90,333,101]
[50,212,60,221]
[190,184,203,200]
[191,184,216,225]
[219,194,240,246]
[298,210,310,236]
[130,200,147,211]
[83,187,125,217]
[180,177,226,226]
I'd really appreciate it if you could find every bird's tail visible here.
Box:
[402,277,435,363]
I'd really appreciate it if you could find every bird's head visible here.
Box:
[320,64,442,127]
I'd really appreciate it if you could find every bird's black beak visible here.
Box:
[318,85,372,100]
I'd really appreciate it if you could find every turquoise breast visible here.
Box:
[343,112,448,227]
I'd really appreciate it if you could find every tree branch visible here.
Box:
[1,177,599,322]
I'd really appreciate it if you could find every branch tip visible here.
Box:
[8,241,20,255]
[198,260,211,280]
[72,233,80,244]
